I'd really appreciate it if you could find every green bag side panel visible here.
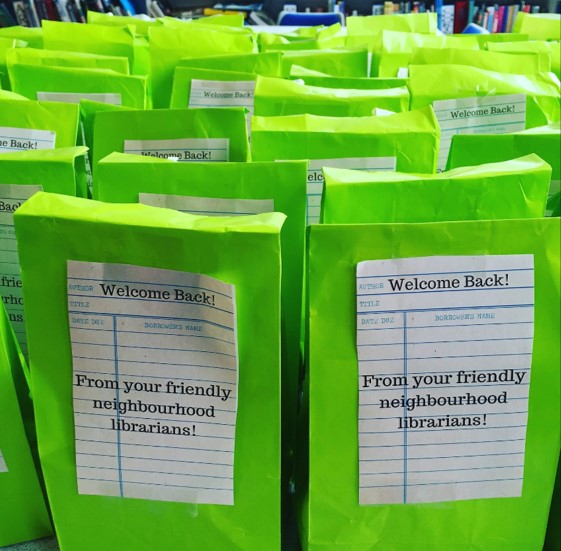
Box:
[9,64,147,109]
[0,306,52,547]
[251,106,440,174]
[253,75,410,117]
[0,99,80,148]
[279,48,369,79]
[302,218,560,550]
[6,47,130,76]
[176,52,282,77]
[14,192,284,551]
[0,27,43,49]
[322,154,551,223]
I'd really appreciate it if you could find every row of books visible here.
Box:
[0,0,136,26]
[473,2,540,32]
[370,0,540,32]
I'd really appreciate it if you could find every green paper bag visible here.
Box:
[170,67,256,112]
[290,67,408,90]
[409,64,561,171]
[280,48,369,79]
[14,191,284,551]
[79,100,132,170]
[0,37,26,91]
[251,106,439,223]
[448,122,561,217]
[0,305,52,547]
[0,27,43,49]
[87,10,159,36]
[0,90,28,101]
[9,64,148,109]
[513,12,561,41]
[177,52,282,77]
[302,217,560,550]
[253,75,410,117]
[372,31,480,78]
[94,153,307,475]
[148,25,256,108]
[0,99,79,153]
[488,41,561,80]
[42,20,147,76]
[346,12,437,35]
[0,147,88,357]
[321,154,550,224]
[92,107,250,173]
[7,47,130,75]
[409,47,550,75]
[160,13,246,27]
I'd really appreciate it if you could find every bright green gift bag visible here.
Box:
[9,64,148,109]
[148,25,256,108]
[86,10,159,36]
[302,217,560,550]
[448,122,561,217]
[0,305,52,547]
[14,191,284,551]
[251,107,440,223]
[7,47,130,75]
[289,67,408,90]
[94,153,307,474]
[253,75,410,117]
[0,26,43,49]
[170,67,256,111]
[92,107,250,172]
[409,47,550,75]
[0,90,27,101]
[42,20,146,76]
[487,41,561,80]
[280,48,369,78]
[0,99,80,152]
[176,52,282,77]
[346,12,437,35]
[321,154,550,223]
[409,64,561,171]
[512,12,561,41]
[0,37,26,91]
[372,31,480,77]
[0,147,88,357]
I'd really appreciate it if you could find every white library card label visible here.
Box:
[139,193,274,217]
[37,92,122,105]
[188,80,255,114]
[0,451,7,472]
[356,255,534,505]
[68,261,238,505]
[307,157,396,224]
[0,127,55,153]
[0,184,43,359]
[433,94,526,171]
[124,138,229,162]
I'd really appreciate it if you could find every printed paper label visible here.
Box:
[0,184,43,359]
[0,451,7,473]
[307,157,396,224]
[37,92,122,105]
[0,127,55,154]
[188,80,255,115]
[68,261,238,505]
[124,138,229,162]
[139,193,274,216]
[433,94,526,171]
[356,255,534,505]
